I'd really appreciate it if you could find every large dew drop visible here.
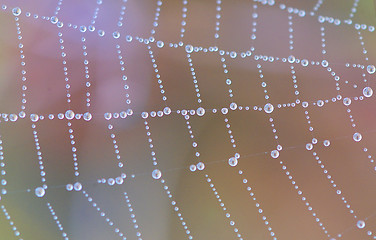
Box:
[367,65,375,74]
[197,107,205,116]
[363,86,373,98]
[152,169,162,179]
[271,150,279,158]
[228,157,238,167]
[264,103,274,114]
[356,220,365,229]
[65,110,75,120]
[353,132,362,142]
[185,45,193,53]
[35,187,45,198]
[83,112,92,121]
[12,7,21,16]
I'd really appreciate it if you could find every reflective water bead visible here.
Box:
[65,110,75,120]
[353,132,362,142]
[30,114,39,122]
[271,150,279,158]
[189,164,197,172]
[301,59,308,66]
[157,41,164,48]
[152,169,162,179]
[185,45,193,53]
[83,112,92,121]
[197,162,205,170]
[228,157,238,167]
[50,16,58,24]
[80,25,87,32]
[357,220,365,229]
[12,7,21,16]
[221,108,228,114]
[66,184,73,191]
[115,177,124,184]
[367,65,375,74]
[104,112,112,120]
[343,97,351,106]
[323,140,330,147]
[363,86,373,97]
[74,182,82,191]
[229,102,237,110]
[141,112,149,119]
[306,143,313,150]
[9,114,18,122]
[35,187,45,197]
[113,31,120,39]
[163,107,171,115]
[264,103,274,113]
[321,60,329,67]
[98,30,105,36]
[197,107,205,116]
[288,55,295,63]
[108,178,115,185]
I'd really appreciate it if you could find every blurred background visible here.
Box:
[0,0,376,239]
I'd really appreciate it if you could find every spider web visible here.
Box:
[0,0,376,239]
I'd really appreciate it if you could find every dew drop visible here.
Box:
[264,103,274,113]
[98,30,105,36]
[83,112,92,121]
[323,140,330,147]
[197,107,205,116]
[163,107,171,115]
[152,169,162,179]
[357,220,366,229]
[66,184,73,191]
[343,97,351,106]
[74,182,82,191]
[367,65,375,74]
[363,86,373,98]
[271,150,279,158]
[80,25,87,33]
[9,114,18,122]
[230,102,237,110]
[12,7,21,16]
[197,162,205,170]
[50,16,58,24]
[353,132,362,142]
[104,112,112,120]
[301,59,309,67]
[306,143,313,150]
[288,55,295,63]
[30,114,39,122]
[228,157,238,167]
[35,187,45,197]
[189,164,197,172]
[185,45,193,53]
[157,41,164,48]
[141,112,149,119]
[65,110,75,120]
[113,31,120,39]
